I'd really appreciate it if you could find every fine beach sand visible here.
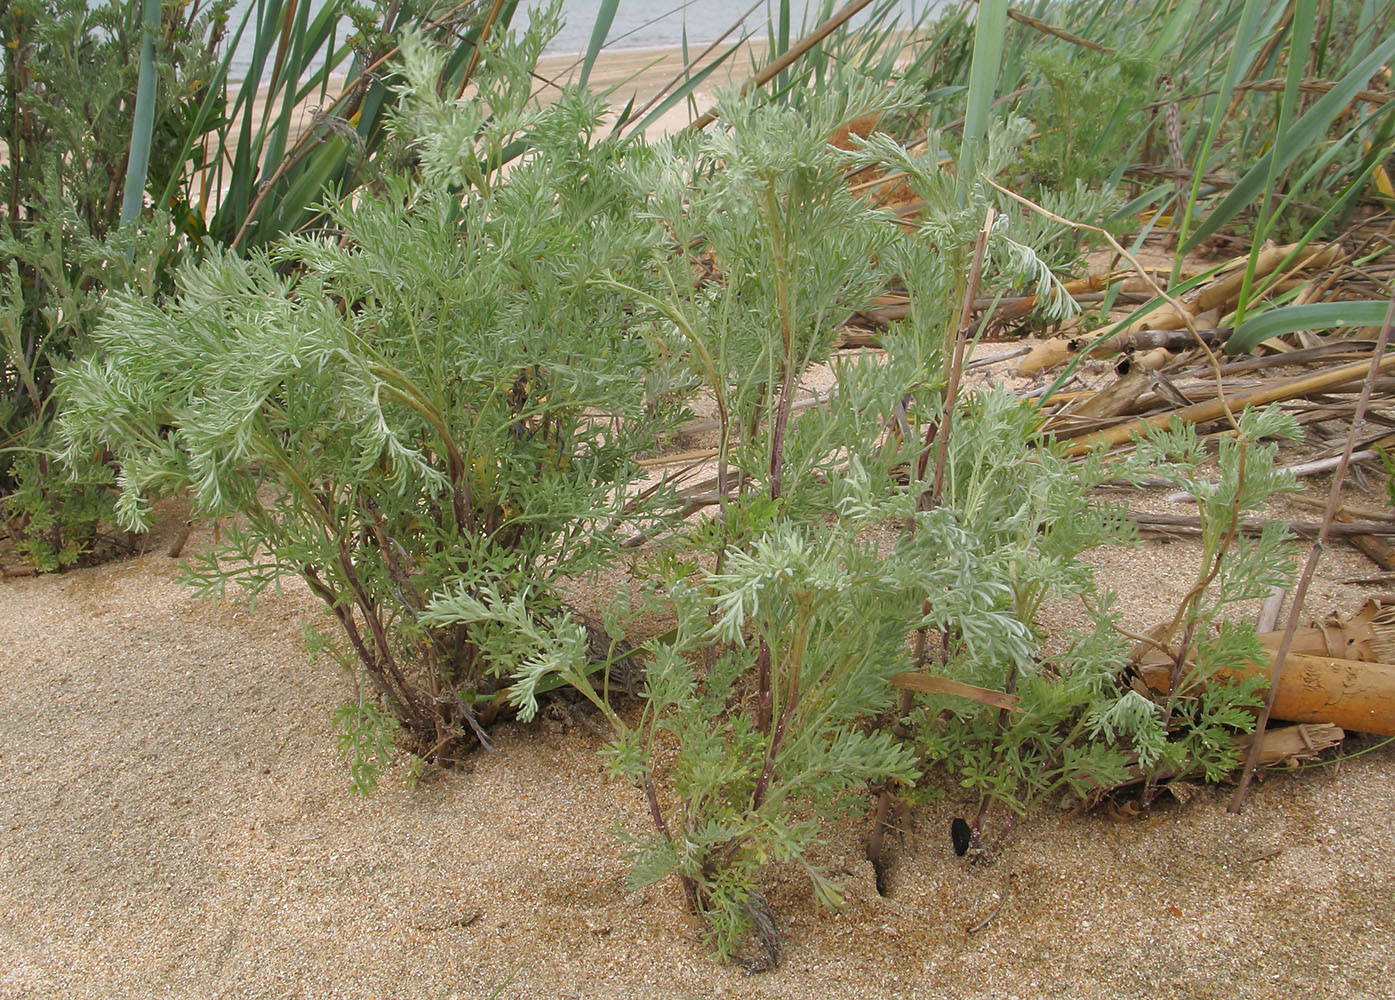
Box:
[3,347,1395,999]
[4,43,1395,1000]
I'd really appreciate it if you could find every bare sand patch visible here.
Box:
[3,402,1393,999]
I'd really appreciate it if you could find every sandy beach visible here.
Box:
[535,39,771,135]
[3,459,1393,1000]
[5,328,1395,998]
[231,38,769,159]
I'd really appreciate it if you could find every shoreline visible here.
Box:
[534,38,771,135]
[223,38,771,155]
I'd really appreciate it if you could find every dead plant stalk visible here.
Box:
[1229,289,1395,812]
[983,176,1253,673]
[980,175,1239,440]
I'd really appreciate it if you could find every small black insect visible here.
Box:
[950,817,973,857]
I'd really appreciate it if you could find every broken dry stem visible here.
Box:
[1230,290,1395,812]
[1062,352,1395,456]
[1129,512,1395,538]
[983,175,1239,440]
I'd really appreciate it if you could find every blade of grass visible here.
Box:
[218,0,500,248]
[955,0,1007,202]
[578,0,621,89]
[625,41,748,136]
[1232,0,1317,326]
[1183,28,1395,253]
[262,0,320,176]
[1143,0,1198,60]
[119,0,164,226]
[1260,103,1395,243]
[762,0,917,109]
[263,0,301,127]
[1228,301,1395,354]
[616,0,763,132]
[776,0,792,96]
[1173,0,1270,267]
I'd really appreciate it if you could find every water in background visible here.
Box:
[223,0,930,81]
[524,0,927,57]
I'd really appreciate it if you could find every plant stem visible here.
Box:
[762,181,796,503]
[930,206,995,505]
[456,0,509,98]
[752,602,810,810]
